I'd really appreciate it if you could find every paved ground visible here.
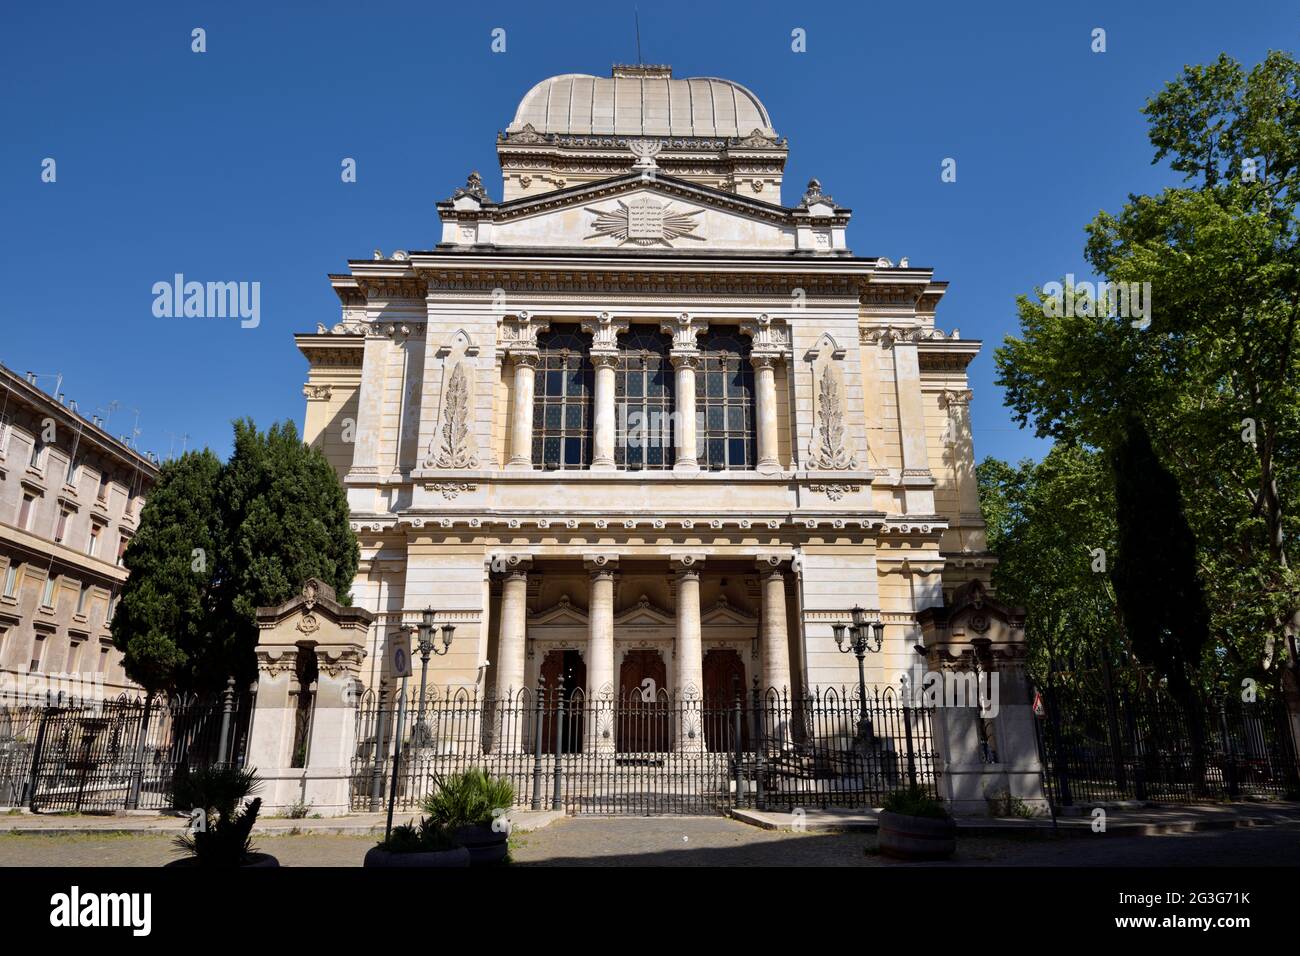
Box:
[2,814,1299,866]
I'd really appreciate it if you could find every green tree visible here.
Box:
[216,419,358,684]
[995,51,1300,690]
[1109,416,1211,704]
[976,448,1118,685]
[111,450,223,692]
[112,420,358,692]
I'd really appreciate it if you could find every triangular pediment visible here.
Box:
[700,595,758,627]
[529,594,588,627]
[614,594,675,627]
[446,173,809,252]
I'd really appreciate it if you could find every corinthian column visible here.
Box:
[585,555,618,754]
[493,557,531,699]
[670,353,699,471]
[751,352,781,473]
[590,352,618,470]
[757,557,792,693]
[671,555,705,753]
[662,313,705,472]
[505,350,539,469]
[582,312,627,471]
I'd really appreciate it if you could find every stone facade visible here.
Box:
[296,66,994,708]
[0,364,156,701]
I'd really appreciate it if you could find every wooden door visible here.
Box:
[618,649,668,754]
[702,648,748,750]
[540,650,585,753]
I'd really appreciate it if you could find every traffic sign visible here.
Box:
[386,630,413,679]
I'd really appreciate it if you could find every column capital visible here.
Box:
[590,349,619,370]
[668,350,700,370]
[739,313,791,353]
[660,312,708,350]
[491,553,533,579]
[580,311,629,350]
[750,349,784,370]
[507,347,540,368]
[669,553,707,577]
[583,554,620,577]
[501,313,549,349]
[755,553,792,576]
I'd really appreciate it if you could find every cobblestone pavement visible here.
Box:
[1,816,1298,867]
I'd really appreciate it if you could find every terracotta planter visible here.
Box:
[165,852,280,868]
[451,823,509,865]
[878,811,956,861]
[363,845,470,868]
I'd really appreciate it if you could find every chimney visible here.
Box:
[25,371,36,384]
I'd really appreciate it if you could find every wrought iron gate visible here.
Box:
[351,683,940,815]
[11,692,250,812]
[1036,673,1300,806]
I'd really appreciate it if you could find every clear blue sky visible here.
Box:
[2,0,1294,465]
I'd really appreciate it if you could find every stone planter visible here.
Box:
[878,811,956,861]
[165,852,281,868]
[363,845,470,868]
[452,823,509,865]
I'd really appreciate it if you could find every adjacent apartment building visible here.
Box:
[0,364,157,701]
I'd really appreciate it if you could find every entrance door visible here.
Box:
[618,649,668,754]
[702,648,748,751]
[540,650,585,753]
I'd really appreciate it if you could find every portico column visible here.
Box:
[585,555,618,754]
[670,353,700,471]
[751,353,781,473]
[505,350,539,469]
[493,557,531,699]
[590,353,618,470]
[757,558,792,693]
[671,555,705,753]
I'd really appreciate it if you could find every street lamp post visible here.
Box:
[832,606,885,741]
[413,607,455,747]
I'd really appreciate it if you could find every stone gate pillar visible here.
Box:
[915,580,1048,816]
[248,579,372,817]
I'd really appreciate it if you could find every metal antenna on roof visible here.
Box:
[634,6,643,65]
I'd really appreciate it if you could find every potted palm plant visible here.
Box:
[877,787,956,861]
[420,768,515,865]
[363,817,470,868]
[167,766,278,867]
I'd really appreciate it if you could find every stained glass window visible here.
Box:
[696,329,755,470]
[532,324,593,470]
[615,326,675,469]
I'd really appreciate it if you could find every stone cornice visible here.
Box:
[439,171,830,228]
[345,511,949,538]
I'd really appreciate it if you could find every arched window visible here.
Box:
[615,326,675,470]
[697,329,755,470]
[533,324,593,470]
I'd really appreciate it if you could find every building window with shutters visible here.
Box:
[2,562,18,599]
[696,329,756,470]
[54,508,70,544]
[532,323,593,470]
[616,326,675,470]
[18,493,35,531]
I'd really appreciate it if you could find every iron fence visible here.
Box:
[2,690,250,812]
[1037,679,1300,806]
[351,682,940,815]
